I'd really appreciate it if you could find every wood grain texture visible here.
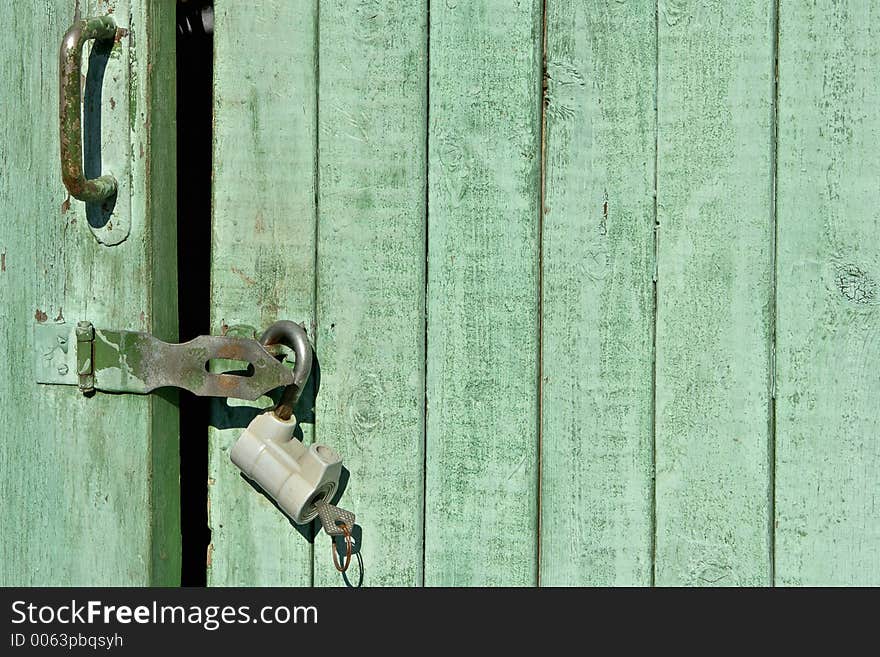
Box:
[143,0,181,586]
[0,0,178,585]
[313,1,427,586]
[540,0,655,586]
[654,0,774,586]
[207,1,317,586]
[775,1,880,585]
[425,0,543,586]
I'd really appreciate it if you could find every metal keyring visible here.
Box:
[331,523,353,573]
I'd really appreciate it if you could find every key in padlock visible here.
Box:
[229,321,343,524]
[314,498,356,537]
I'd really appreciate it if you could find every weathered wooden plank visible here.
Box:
[207,1,317,586]
[313,2,427,586]
[143,0,181,586]
[775,2,880,585]
[0,0,178,585]
[425,0,543,586]
[540,0,656,586]
[654,0,774,586]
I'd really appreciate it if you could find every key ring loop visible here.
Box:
[331,523,353,573]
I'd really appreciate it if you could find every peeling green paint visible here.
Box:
[93,328,149,393]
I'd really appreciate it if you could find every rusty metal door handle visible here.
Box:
[59,16,124,203]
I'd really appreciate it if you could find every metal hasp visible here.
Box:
[35,321,306,400]
[59,16,125,203]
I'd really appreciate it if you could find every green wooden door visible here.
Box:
[2,0,878,587]
[206,0,880,587]
[0,0,177,585]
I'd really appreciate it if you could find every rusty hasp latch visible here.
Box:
[34,320,310,400]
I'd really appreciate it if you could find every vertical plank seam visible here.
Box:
[145,0,158,585]
[536,0,548,589]
[650,0,660,588]
[311,0,321,589]
[206,0,219,586]
[144,0,156,586]
[769,0,781,587]
[420,0,431,588]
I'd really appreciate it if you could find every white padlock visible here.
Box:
[229,320,342,524]
[231,411,342,524]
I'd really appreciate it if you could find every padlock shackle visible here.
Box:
[259,320,312,420]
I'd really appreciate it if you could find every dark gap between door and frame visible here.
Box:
[177,0,214,587]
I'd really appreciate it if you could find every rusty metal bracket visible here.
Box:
[35,321,297,400]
